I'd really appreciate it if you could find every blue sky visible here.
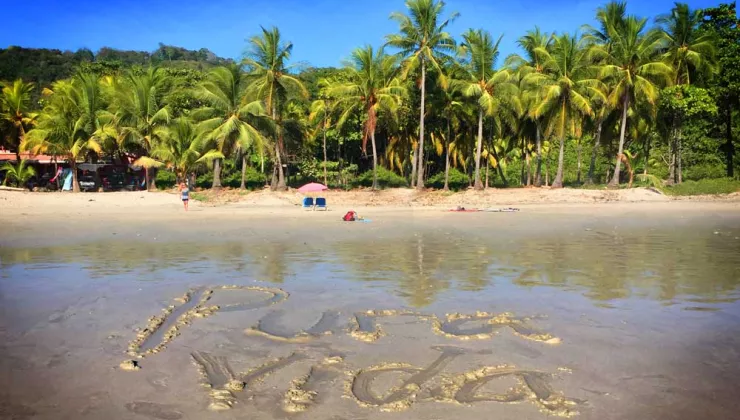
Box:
[5,0,721,68]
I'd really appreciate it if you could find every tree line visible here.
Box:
[1,0,738,192]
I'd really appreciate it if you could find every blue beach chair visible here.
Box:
[315,197,328,211]
[302,197,315,210]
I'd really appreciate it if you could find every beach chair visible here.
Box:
[302,197,315,210]
[315,197,328,211]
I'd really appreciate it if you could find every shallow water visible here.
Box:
[1,220,740,419]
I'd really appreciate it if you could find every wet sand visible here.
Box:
[1,191,740,419]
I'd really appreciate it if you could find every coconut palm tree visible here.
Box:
[583,0,627,185]
[0,159,35,188]
[588,1,628,49]
[386,0,458,189]
[309,80,335,185]
[457,29,516,190]
[527,33,604,188]
[0,79,37,161]
[243,26,308,190]
[657,3,716,184]
[22,77,104,192]
[112,67,170,190]
[434,66,465,190]
[193,65,269,189]
[595,16,672,187]
[507,27,554,187]
[136,117,222,183]
[657,3,716,86]
[325,46,405,190]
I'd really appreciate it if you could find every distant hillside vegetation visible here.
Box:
[0,43,234,87]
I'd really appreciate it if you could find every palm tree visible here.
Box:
[309,80,335,185]
[585,84,614,185]
[434,67,464,190]
[527,33,604,188]
[0,79,37,161]
[112,67,170,190]
[1,159,35,188]
[507,27,553,186]
[386,0,458,189]
[657,3,716,184]
[193,65,268,189]
[136,117,222,183]
[657,3,716,86]
[458,29,516,190]
[588,1,628,49]
[595,16,672,187]
[584,0,627,185]
[326,46,405,190]
[243,26,307,190]
[22,77,104,192]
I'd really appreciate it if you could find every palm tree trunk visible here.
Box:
[644,134,650,176]
[272,105,287,191]
[545,152,550,186]
[212,158,222,189]
[416,57,426,190]
[144,167,150,192]
[323,120,328,186]
[552,135,566,188]
[443,118,451,191]
[534,125,543,186]
[608,95,630,187]
[71,161,80,193]
[677,130,683,184]
[474,109,484,190]
[586,119,602,185]
[371,129,378,190]
[149,167,157,190]
[485,159,489,188]
[576,137,582,185]
[489,142,508,187]
[240,154,247,190]
[14,124,26,163]
[520,137,528,186]
[410,141,418,187]
[275,142,286,190]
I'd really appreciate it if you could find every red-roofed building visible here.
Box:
[0,149,57,164]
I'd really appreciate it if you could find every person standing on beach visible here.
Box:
[179,181,189,211]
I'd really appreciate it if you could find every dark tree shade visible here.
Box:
[700,3,740,177]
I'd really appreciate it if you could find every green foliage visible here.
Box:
[0,45,232,89]
[428,167,470,190]
[354,167,408,188]
[659,85,718,119]
[196,164,266,189]
[661,178,740,196]
[155,169,177,189]
[0,159,36,188]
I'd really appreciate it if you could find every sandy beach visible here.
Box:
[1,189,740,420]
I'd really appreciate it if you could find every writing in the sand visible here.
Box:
[121,285,579,417]
[189,346,578,416]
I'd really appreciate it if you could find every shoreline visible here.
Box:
[2,185,739,212]
[2,188,739,249]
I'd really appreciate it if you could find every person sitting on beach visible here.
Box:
[179,182,189,211]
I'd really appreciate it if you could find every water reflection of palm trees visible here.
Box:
[510,231,740,303]
[1,229,738,307]
[335,234,496,307]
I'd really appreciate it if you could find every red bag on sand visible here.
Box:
[343,211,357,221]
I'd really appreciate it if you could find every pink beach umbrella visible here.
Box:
[297,182,328,194]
